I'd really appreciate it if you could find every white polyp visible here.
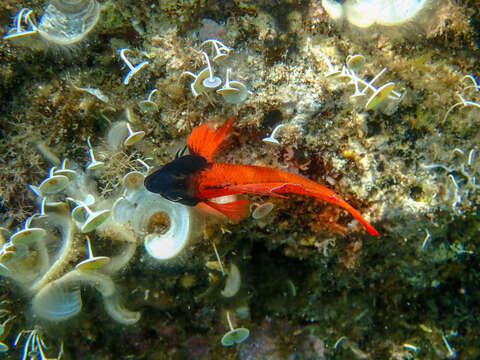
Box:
[226,311,234,331]
[262,124,285,145]
[252,202,274,220]
[123,123,145,146]
[341,0,428,28]
[138,89,159,112]
[216,68,238,93]
[126,122,134,136]
[201,52,222,88]
[104,294,140,325]
[17,8,31,31]
[376,0,427,26]
[85,236,94,258]
[101,241,136,275]
[59,269,116,297]
[54,159,77,179]
[200,39,232,60]
[136,158,152,173]
[221,263,241,298]
[120,48,135,71]
[360,68,386,94]
[85,136,104,170]
[71,84,109,103]
[38,170,69,195]
[3,8,37,40]
[0,239,48,286]
[344,0,378,28]
[203,52,214,81]
[30,213,75,292]
[87,138,95,162]
[122,171,145,191]
[106,122,129,150]
[112,198,135,224]
[32,270,117,322]
[221,80,248,104]
[32,281,82,321]
[146,88,158,102]
[120,49,149,85]
[83,194,96,206]
[12,218,50,279]
[185,68,210,97]
[212,242,225,275]
[69,198,91,215]
[321,0,344,20]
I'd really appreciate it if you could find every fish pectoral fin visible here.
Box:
[203,199,250,222]
[187,116,234,161]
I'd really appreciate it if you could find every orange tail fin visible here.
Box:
[268,183,379,236]
[187,117,234,161]
[335,199,379,236]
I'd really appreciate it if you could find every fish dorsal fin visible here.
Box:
[187,116,234,161]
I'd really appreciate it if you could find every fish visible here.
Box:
[144,117,379,236]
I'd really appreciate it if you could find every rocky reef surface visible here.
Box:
[0,0,479,359]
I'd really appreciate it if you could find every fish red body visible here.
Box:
[144,117,379,236]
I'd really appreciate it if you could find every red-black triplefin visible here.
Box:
[145,117,379,235]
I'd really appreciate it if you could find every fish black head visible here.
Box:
[144,154,208,206]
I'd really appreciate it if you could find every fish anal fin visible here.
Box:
[203,199,250,222]
[187,116,234,161]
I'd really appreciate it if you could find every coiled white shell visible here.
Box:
[133,191,193,260]
[324,0,428,28]
[37,0,100,45]
[113,188,200,261]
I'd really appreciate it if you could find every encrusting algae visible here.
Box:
[0,0,479,358]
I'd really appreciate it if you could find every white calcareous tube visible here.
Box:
[323,0,429,28]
